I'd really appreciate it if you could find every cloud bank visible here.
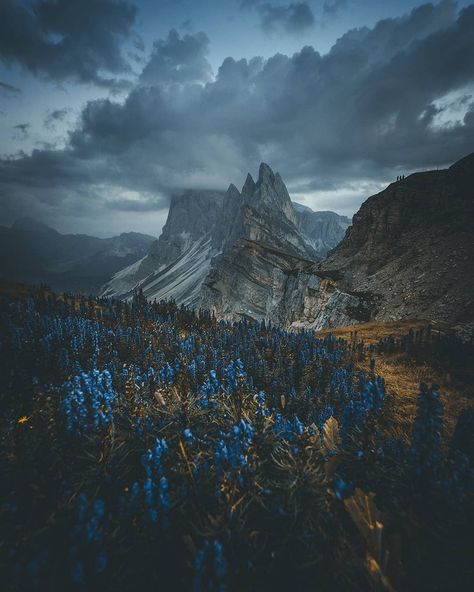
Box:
[1,1,473,234]
[0,0,138,89]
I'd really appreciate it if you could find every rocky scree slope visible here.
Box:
[100,190,226,306]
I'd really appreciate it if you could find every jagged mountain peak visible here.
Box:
[257,162,275,182]
[240,162,297,226]
[226,183,241,197]
[241,173,256,196]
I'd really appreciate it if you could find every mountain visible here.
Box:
[292,204,350,258]
[257,153,474,332]
[0,219,156,294]
[101,164,349,314]
[199,164,318,322]
[103,153,474,331]
[317,153,474,327]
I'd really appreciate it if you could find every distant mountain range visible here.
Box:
[100,165,350,309]
[0,218,156,294]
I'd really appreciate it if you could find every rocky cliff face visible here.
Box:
[199,163,355,324]
[148,190,225,267]
[222,163,313,258]
[320,153,474,326]
[200,240,373,329]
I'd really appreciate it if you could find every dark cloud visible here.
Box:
[132,32,146,53]
[240,1,316,33]
[322,0,347,18]
[12,123,30,137]
[1,2,474,229]
[0,81,21,97]
[239,0,263,8]
[181,19,193,32]
[258,2,316,33]
[44,108,71,130]
[1,148,92,191]
[140,29,212,85]
[0,0,137,89]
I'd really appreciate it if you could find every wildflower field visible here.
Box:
[1,286,473,591]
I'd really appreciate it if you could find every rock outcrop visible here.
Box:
[200,241,373,329]
[320,152,474,326]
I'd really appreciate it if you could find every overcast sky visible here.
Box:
[1,0,473,237]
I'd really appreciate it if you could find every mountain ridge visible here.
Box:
[101,164,349,307]
[0,221,156,294]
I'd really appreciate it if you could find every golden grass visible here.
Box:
[316,319,449,344]
[0,280,101,313]
[317,321,474,441]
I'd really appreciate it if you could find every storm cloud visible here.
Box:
[140,29,213,85]
[12,123,30,137]
[240,1,316,33]
[322,0,347,19]
[257,3,316,33]
[0,0,138,89]
[1,1,474,233]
